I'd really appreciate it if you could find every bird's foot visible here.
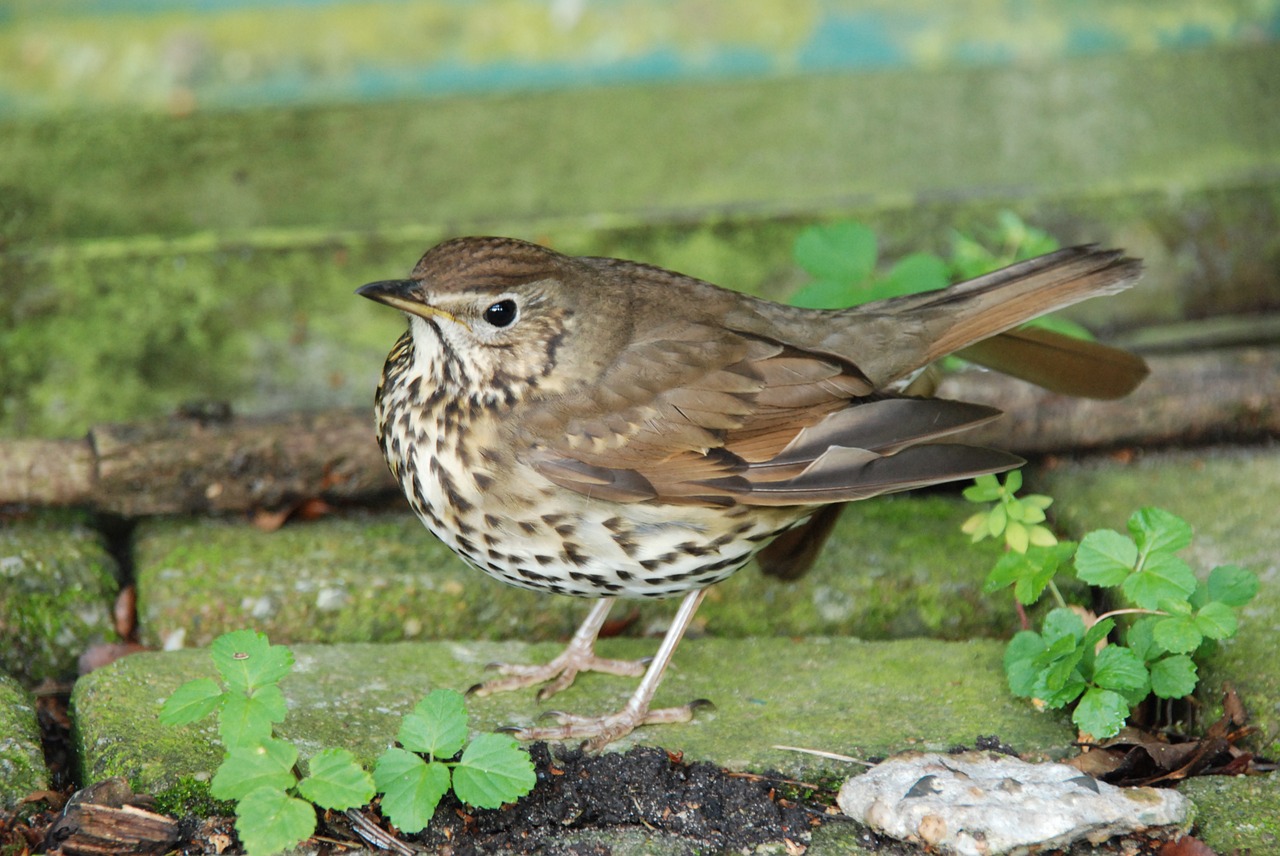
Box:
[468,645,649,702]
[505,699,714,751]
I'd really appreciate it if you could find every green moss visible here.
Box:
[0,675,48,809]
[0,513,119,684]
[1180,776,1280,852]
[151,776,233,820]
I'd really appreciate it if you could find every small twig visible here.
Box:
[344,808,417,855]
[1093,607,1166,623]
[770,745,874,767]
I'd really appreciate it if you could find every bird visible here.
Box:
[357,235,1146,749]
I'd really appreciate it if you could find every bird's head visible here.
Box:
[358,236,628,407]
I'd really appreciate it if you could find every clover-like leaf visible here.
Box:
[1152,615,1201,655]
[1041,608,1086,644]
[452,733,537,810]
[373,747,450,834]
[298,748,375,811]
[234,786,316,856]
[1125,616,1161,662]
[1004,630,1045,698]
[211,630,294,693]
[160,678,224,726]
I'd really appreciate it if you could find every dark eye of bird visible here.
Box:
[483,299,518,328]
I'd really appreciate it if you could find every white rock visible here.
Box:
[837,751,1190,855]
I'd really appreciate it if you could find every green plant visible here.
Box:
[965,474,1259,739]
[160,630,535,855]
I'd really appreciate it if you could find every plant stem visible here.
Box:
[1047,579,1067,609]
[1094,607,1166,623]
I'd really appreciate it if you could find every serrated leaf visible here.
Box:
[793,222,877,284]
[452,734,537,809]
[211,738,298,801]
[234,787,315,856]
[1125,616,1161,662]
[1092,645,1149,692]
[1150,654,1198,699]
[218,688,283,748]
[1128,508,1193,555]
[297,748,375,811]
[1123,552,1197,611]
[1073,688,1129,739]
[983,551,1030,594]
[211,630,294,693]
[1004,630,1045,697]
[1082,617,1116,652]
[1207,564,1259,607]
[1152,616,1201,655]
[1042,608,1086,643]
[1032,666,1086,709]
[160,678,224,726]
[1194,601,1238,640]
[1074,530,1137,586]
[373,748,449,834]
[399,689,468,759]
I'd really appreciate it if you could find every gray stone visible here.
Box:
[0,513,120,684]
[0,672,48,808]
[837,752,1189,855]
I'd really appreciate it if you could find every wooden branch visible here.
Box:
[2,348,1276,515]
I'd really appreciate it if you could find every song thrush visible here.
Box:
[358,236,1146,748]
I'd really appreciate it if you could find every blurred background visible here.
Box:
[2,0,1278,439]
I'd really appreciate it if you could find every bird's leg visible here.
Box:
[468,598,648,701]
[508,588,712,750]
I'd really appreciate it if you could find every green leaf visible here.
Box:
[1073,688,1129,739]
[793,222,877,284]
[871,252,949,300]
[452,734,537,810]
[160,678,224,725]
[1123,552,1197,611]
[1004,469,1023,494]
[399,689,469,759]
[1125,616,1161,662]
[234,787,316,856]
[1042,608,1086,643]
[1081,617,1116,652]
[988,502,1007,537]
[1005,520,1029,554]
[963,475,1002,502]
[297,748,375,811]
[1150,654,1198,699]
[1004,630,1045,697]
[373,748,450,835]
[1027,525,1058,548]
[1074,530,1137,586]
[1152,616,1202,655]
[787,278,854,310]
[1128,508,1193,555]
[1207,564,1259,607]
[983,551,1030,594]
[1092,645,1149,693]
[211,630,294,693]
[218,687,285,748]
[1194,601,1238,640]
[211,738,298,801]
[1032,664,1086,709]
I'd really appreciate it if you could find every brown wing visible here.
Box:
[516,321,1020,508]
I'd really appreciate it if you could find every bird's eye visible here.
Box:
[483,299,518,328]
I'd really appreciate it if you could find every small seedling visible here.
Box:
[965,475,1259,738]
[160,630,535,855]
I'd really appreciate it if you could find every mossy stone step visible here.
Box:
[0,673,47,809]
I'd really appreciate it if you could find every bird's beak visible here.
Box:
[357,279,466,328]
